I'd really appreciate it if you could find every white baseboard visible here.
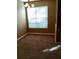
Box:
[17,32,55,41]
[17,33,28,41]
[28,32,55,35]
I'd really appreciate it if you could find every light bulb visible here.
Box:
[31,4,34,7]
[24,3,29,7]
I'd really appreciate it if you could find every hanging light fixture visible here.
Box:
[31,4,34,7]
[22,0,34,8]
[28,5,31,8]
[24,3,35,8]
[24,3,29,7]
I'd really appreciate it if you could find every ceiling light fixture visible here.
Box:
[24,3,29,7]
[22,0,35,8]
[24,3,34,8]
[31,4,34,7]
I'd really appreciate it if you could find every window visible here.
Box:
[27,6,48,28]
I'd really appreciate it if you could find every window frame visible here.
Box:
[27,6,48,28]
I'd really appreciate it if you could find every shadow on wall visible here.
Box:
[17,0,27,38]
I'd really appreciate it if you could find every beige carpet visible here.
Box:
[17,34,61,59]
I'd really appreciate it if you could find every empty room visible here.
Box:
[17,0,61,59]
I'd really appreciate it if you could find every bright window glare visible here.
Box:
[42,45,61,52]
[27,6,48,28]
[49,45,61,52]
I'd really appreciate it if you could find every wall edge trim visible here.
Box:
[17,33,28,41]
[17,32,55,41]
[28,32,55,35]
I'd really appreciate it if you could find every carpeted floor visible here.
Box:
[17,34,61,59]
